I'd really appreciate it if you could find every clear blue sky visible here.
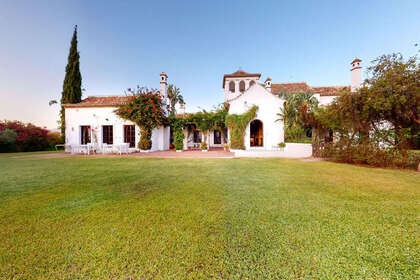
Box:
[1,0,419,129]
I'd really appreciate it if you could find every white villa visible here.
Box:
[63,59,362,155]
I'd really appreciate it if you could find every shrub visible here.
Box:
[278,142,286,148]
[319,142,420,170]
[138,129,152,150]
[0,129,18,152]
[0,121,51,152]
[174,130,184,150]
[201,142,208,150]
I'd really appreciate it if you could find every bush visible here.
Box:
[278,142,286,148]
[138,129,152,150]
[319,142,420,170]
[201,142,208,150]
[0,129,18,152]
[0,121,52,152]
[174,129,184,151]
[47,132,63,149]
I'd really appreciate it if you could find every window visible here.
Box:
[229,81,235,92]
[214,130,221,144]
[81,126,91,144]
[124,125,135,148]
[249,80,255,87]
[102,125,113,144]
[239,80,245,92]
[193,130,202,143]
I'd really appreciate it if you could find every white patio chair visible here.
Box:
[118,143,129,155]
[102,144,113,155]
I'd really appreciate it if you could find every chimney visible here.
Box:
[159,72,168,98]
[350,58,362,92]
[264,77,272,92]
[178,102,185,115]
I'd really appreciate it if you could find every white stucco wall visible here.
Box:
[228,84,284,150]
[65,106,169,152]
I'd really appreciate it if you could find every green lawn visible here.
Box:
[0,155,418,279]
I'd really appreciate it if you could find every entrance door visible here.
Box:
[250,120,263,147]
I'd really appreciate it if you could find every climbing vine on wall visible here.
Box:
[168,116,186,151]
[225,105,258,150]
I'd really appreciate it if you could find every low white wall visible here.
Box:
[233,143,312,158]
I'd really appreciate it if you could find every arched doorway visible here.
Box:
[250,120,263,147]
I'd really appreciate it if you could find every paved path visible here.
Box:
[15,150,234,159]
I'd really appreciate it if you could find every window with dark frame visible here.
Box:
[81,126,91,144]
[124,125,135,148]
[102,125,113,144]
[214,130,221,144]
[193,130,202,143]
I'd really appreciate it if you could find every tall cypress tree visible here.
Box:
[60,25,82,138]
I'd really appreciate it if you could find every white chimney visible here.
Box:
[350,58,362,92]
[178,102,185,115]
[264,77,272,92]
[159,72,168,98]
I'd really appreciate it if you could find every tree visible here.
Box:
[60,25,83,139]
[312,52,420,168]
[277,91,319,142]
[167,84,184,116]
[115,87,167,150]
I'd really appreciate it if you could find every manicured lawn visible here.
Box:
[0,155,418,279]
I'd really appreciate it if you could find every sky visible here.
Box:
[0,0,419,129]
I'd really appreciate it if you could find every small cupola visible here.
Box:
[160,72,168,83]
[264,77,272,92]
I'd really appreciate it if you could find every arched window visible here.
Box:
[229,81,235,92]
[239,80,245,92]
[249,80,255,87]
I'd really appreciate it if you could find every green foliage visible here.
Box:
[201,142,207,150]
[167,84,184,116]
[314,52,420,168]
[277,142,286,148]
[169,116,187,150]
[138,129,152,150]
[0,129,17,144]
[277,91,318,142]
[60,25,83,138]
[186,103,228,143]
[116,87,167,150]
[0,121,55,152]
[225,105,258,149]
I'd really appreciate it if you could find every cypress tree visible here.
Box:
[60,25,82,138]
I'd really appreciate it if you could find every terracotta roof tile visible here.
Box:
[62,95,132,108]
[271,82,311,94]
[311,86,350,96]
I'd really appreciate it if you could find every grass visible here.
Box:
[0,155,418,279]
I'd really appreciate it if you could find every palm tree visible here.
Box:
[167,84,184,116]
[277,91,319,141]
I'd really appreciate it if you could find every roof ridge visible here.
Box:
[86,94,128,98]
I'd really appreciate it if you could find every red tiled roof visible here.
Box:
[270,83,349,96]
[271,82,311,94]
[311,86,350,96]
[62,95,132,108]
[223,70,261,88]
[351,58,362,64]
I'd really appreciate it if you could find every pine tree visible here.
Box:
[60,25,82,138]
